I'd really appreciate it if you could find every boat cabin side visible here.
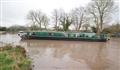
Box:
[25,31,109,39]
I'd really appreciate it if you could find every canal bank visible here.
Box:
[0,44,31,70]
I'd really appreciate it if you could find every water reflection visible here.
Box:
[0,34,120,70]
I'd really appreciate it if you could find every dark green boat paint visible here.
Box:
[19,31,110,42]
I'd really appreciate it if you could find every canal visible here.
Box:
[0,33,120,70]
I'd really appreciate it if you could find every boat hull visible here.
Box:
[24,35,107,42]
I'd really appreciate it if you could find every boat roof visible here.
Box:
[27,31,96,34]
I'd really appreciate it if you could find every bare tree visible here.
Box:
[87,0,117,35]
[27,10,49,30]
[52,9,65,31]
[27,10,37,26]
[83,23,90,32]
[52,9,60,31]
[42,14,49,30]
[60,13,73,31]
[71,7,85,31]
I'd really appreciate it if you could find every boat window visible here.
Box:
[20,32,23,33]
[32,32,35,35]
[79,34,82,37]
[83,34,85,37]
[27,32,29,35]
[92,36,94,38]
[68,34,70,37]
[74,34,76,37]
[49,33,52,36]
[19,31,24,33]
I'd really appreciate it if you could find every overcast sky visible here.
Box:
[0,0,120,27]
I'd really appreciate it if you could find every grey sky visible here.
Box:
[0,0,119,27]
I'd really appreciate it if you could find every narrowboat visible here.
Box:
[18,31,110,42]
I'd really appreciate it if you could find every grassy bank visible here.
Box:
[0,45,31,70]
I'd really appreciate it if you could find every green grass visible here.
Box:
[0,45,31,70]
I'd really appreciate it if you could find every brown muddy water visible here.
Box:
[0,33,120,70]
